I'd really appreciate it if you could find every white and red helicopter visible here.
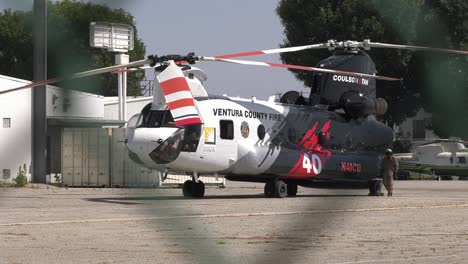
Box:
[4,40,467,198]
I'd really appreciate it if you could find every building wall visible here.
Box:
[0,75,106,182]
[0,76,32,181]
[104,97,152,120]
[47,86,104,119]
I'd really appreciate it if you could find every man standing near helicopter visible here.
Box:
[381,149,399,196]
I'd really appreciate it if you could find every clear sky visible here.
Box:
[0,0,307,99]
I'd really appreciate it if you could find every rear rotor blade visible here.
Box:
[366,41,468,55]
[0,58,152,95]
[203,57,401,81]
[213,43,329,59]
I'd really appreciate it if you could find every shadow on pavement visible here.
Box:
[85,193,368,205]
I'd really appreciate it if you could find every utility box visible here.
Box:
[62,128,111,187]
[62,128,161,187]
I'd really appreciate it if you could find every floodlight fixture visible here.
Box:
[90,22,134,53]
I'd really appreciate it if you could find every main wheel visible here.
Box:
[182,180,194,197]
[192,180,205,198]
[274,180,287,198]
[264,182,274,198]
[287,184,298,197]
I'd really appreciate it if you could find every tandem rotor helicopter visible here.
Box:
[5,39,468,198]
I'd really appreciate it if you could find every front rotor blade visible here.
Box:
[367,41,468,55]
[0,58,152,95]
[213,43,329,59]
[208,58,401,81]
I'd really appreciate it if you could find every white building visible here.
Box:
[0,74,120,182]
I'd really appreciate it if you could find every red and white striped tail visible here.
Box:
[157,61,203,126]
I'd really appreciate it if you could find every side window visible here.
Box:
[220,120,234,140]
[458,157,466,164]
[257,124,266,140]
[2,169,10,179]
[3,118,11,128]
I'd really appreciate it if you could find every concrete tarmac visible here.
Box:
[1,181,468,264]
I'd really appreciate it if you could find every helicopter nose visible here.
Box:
[125,127,182,166]
[148,128,185,164]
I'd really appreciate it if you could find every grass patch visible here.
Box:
[0,181,16,188]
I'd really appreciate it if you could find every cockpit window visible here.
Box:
[138,103,175,128]
[149,129,185,164]
[148,125,202,164]
[147,111,166,127]
[127,114,141,128]
[181,125,202,152]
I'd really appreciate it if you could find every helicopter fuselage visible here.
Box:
[126,97,394,188]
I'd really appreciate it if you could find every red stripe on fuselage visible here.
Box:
[321,120,331,132]
[288,149,308,176]
[297,123,318,148]
[288,120,333,178]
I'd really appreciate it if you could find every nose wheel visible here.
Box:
[182,180,205,198]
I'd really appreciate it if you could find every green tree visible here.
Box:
[277,0,468,137]
[0,0,146,96]
[412,0,468,138]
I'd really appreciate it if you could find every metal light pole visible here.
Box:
[115,53,129,121]
[32,0,47,183]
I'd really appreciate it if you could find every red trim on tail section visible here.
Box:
[215,51,265,59]
[175,117,203,126]
[159,77,191,95]
[166,98,196,109]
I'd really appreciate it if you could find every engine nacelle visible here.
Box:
[340,92,387,118]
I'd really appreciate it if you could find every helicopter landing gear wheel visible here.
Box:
[182,180,205,198]
[264,182,275,198]
[274,180,288,198]
[192,180,205,198]
[287,184,298,197]
[265,180,288,198]
[182,180,193,197]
